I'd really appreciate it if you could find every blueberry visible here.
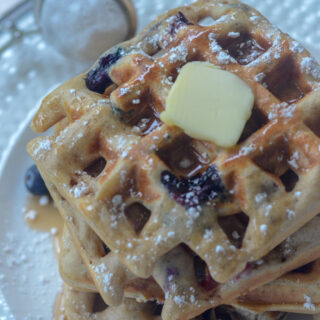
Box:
[25,164,49,196]
[85,47,125,94]
[161,165,224,209]
[168,12,193,36]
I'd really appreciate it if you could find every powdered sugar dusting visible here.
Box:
[228,31,240,38]
[239,144,255,156]
[217,51,236,64]
[216,245,225,254]
[254,72,266,85]
[168,43,188,63]
[204,229,214,241]
[92,262,115,295]
[209,38,222,54]
[32,138,52,160]
[25,210,38,221]
[120,86,131,96]
[208,33,235,64]
[255,193,267,203]
[290,41,304,54]
[303,294,316,311]
[288,151,300,170]
[0,228,61,317]
[260,224,267,235]
[39,195,49,206]
[71,181,89,198]
[249,15,260,24]
[173,295,187,307]
[132,99,140,105]
[286,209,295,220]
[280,103,296,118]
[301,57,320,80]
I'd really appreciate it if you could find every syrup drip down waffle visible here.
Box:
[27,0,320,319]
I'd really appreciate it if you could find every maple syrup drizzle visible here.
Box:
[24,195,63,256]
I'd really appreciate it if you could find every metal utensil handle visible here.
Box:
[33,0,137,39]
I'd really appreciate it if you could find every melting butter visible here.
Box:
[160,62,254,147]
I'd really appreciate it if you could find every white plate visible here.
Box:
[0,107,62,319]
[0,0,320,319]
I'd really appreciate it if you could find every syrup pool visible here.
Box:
[23,194,63,255]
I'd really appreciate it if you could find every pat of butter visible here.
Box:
[160,62,254,147]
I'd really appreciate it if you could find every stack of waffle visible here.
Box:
[27,0,320,319]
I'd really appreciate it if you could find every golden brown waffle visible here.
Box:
[54,285,162,320]
[153,216,320,319]
[29,0,320,282]
[44,166,320,319]
[236,259,320,314]
[52,118,166,306]
[49,180,164,306]
[58,227,289,320]
[59,222,164,303]
[41,131,320,319]
[57,210,319,318]
[27,0,320,319]
[54,285,285,320]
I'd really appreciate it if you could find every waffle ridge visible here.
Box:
[236,258,320,314]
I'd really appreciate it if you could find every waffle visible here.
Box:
[41,125,320,318]
[57,207,320,318]
[153,216,320,319]
[236,259,320,314]
[49,179,164,306]
[46,165,320,319]
[56,198,318,318]
[27,0,320,319]
[54,285,162,320]
[58,227,289,320]
[54,285,285,320]
[59,223,164,303]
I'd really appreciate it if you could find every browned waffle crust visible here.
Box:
[56,210,312,319]
[28,0,320,319]
[54,285,285,320]
[54,285,162,320]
